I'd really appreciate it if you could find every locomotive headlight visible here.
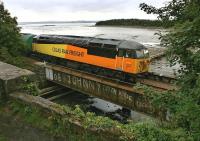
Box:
[144,49,149,54]
[143,49,149,58]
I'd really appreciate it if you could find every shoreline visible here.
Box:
[93,25,165,29]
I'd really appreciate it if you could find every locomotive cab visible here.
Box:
[133,48,150,73]
[122,49,149,59]
[116,41,150,74]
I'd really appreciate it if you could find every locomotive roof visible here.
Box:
[36,34,146,50]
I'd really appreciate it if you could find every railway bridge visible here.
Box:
[45,63,176,118]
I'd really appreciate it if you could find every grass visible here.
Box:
[0,101,116,141]
[0,100,190,141]
[0,135,7,141]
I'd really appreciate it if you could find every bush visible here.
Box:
[0,2,26,59]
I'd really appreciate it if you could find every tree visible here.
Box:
[140,0,200,140]
[140,0,200,74]
[0,1,25,58]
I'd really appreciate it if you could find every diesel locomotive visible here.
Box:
[22,34,150,79]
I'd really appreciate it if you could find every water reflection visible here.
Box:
[53,91,153,123]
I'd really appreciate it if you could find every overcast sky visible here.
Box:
[2,0,169,22]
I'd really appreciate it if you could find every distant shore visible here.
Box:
[95,19,173,28]
[93,25,164,29]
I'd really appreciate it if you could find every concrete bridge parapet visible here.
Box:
[0,61,35,100]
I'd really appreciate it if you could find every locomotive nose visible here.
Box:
[145,59,150,65]
[138,60,150,73]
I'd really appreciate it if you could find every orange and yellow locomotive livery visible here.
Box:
[32,35,150,74]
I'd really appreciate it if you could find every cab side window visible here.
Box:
[126,50,131,58]
[125,50,137,58]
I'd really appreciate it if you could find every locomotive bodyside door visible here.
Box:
[115,49,124,71]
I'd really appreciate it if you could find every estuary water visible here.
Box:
[19,22,162,48]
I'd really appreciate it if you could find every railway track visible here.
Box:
[136,72,177,90]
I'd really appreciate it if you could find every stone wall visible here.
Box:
[0,61,35,101]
